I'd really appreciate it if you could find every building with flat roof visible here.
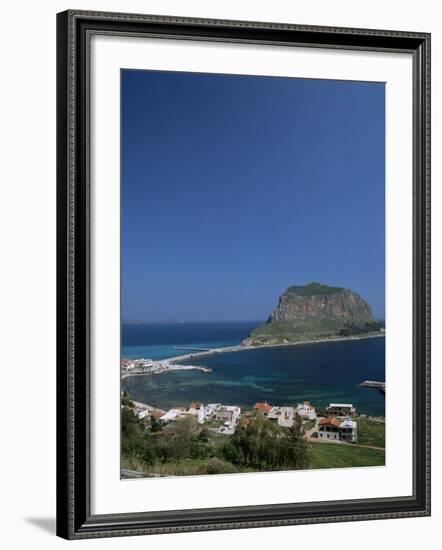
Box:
[326,403,356,416]
[296,401,317,420]
[214,405,241,424]
[267,406,296,428]
[187,402,205,424]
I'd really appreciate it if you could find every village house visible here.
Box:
[133,358,154,370]
[134,407,150,420]
[253,402,273,416]
[317,417,358,442]
[317,417,342,440]
[296,401,317,420]
[131,401,155,420]
[339,418,358,442]
[204,403,221,418]
[326,403,356,416]
[159,406,186,423]
[214,405,241,424]
[187,402,205,424]
[267,406,296,428]
[122,359,135,371]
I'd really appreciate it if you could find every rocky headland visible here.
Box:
[244,282,383,345]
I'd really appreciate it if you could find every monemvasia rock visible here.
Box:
[244,282,382,345]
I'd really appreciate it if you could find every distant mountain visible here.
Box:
[244,282,382,345]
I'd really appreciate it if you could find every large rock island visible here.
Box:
[244,282,383,345]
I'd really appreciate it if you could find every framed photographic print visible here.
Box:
[56,10,431,539]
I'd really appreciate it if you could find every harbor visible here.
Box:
[122,337,386,417]
[122,358,212,379]
[360,380,385,394]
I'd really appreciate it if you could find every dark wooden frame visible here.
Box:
[56,9,431,540]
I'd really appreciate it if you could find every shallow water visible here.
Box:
[122,324,385,415]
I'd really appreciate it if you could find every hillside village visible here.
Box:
[129,398,361,443]
[122,390,385,478]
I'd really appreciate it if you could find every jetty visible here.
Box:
[173,346,213,352]
[360,380,385,394]
[122,362,212,379]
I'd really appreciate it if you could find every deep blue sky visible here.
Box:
[121,70,385,321]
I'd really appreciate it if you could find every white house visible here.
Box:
[339,418,358,442]
[187,402,205,424]
[218,423,236,435]
[214,405,241,425]
[134,358,153,369]
[296,401,317,420]
[204,403,221,418]
[159,407,186,423]
[267,406,296,428]
[136,408,149,420]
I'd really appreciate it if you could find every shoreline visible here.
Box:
[122,364,212,379]
[162,332,385,364]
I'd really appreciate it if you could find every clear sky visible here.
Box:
[121,69,385,322]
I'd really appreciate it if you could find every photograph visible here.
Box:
[120,69,387,479]
[0,0,436,546]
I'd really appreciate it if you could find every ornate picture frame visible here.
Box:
[56,10,430,539]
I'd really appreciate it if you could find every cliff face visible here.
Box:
[245,282,380,345]
[269,283,374,324]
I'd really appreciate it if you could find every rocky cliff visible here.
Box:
[244,282,381,345]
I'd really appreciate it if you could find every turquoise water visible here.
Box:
[122,323,385,416]
[122,321,259,360]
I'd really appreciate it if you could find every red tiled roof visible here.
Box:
[254,402,272,413]
[319,417,341,428]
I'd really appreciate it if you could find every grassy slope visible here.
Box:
[356,418,385,448]
[123,422,386,476]
[308,443,385,469]
[250,318,350,341]
[123,443,385,476]
[307,420,385,469]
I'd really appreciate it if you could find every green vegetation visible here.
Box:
[308,442,385,469]
[303,419,316,432]
[356,418,385,448]
[337,322,383,337]
[122,456,239,476]
[122,400,308,476]
[249,318,382,344]
[245,281,382,345]
[121,394,385,477]
[223,413,308,471]
[287,282,344,297]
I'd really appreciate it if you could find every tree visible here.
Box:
[225,414,309,471]
[150,417,162,432]
[198,427,210,441]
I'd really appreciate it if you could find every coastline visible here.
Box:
[122,334,386,417]
[122,364,212,379]
[165,331,385,364]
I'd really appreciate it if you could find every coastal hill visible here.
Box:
[244,282,382,345]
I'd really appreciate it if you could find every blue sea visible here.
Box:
[122,321,259,360]
[122,322,385,416]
